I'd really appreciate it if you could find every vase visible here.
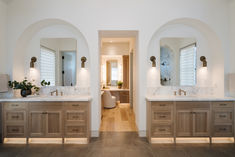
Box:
[21,89,32,97]
[118,85,122,89]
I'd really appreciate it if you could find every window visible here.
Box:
[180,44,197,86]
[40,46,56,86]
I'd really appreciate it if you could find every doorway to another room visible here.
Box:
[99,31,138,132]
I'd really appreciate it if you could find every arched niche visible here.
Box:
[147,18,224,96]
[12,19,90,88]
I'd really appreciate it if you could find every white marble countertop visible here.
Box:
[0,95,92,102]
[101,88,129,92]
[146,95,235,101]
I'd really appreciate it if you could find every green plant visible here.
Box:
[8,78,40,92]
[117,81,123,86]
[41,80,51,86]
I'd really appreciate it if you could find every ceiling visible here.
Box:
[101,38,133,44]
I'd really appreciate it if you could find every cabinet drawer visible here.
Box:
[152,111,172,122]
[152,102,173,111]
[151,124,173,137]
[5,125,25,137]
[64,102,87,110]
[213,102,234,108]
[66,111,86,122]
[214,110,233,123]
[213,125,233,137]
[4,102,27,110]
[5,111,25,122]
[65,125,86,137]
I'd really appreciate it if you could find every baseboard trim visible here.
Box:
[91,130,99,137]
[138,130,146,137]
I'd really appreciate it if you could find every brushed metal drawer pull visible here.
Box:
[72,129,79,132]
[12,116,19,119]
[11,128,19,132]
[159,115,166,118]
[42,112,48,114]
[159,129,166,132]
[11,104,19,107]
[219,104,227,106]
[219,115,227,118]
[72,104,79,107]
[72,116,79,119]
[159,104,166,106]
[219,128,227,131]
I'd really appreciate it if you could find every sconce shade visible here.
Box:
[81,56,87,68]
[200,56,207,67]
[30,57,37,68]
[150,56,156,67]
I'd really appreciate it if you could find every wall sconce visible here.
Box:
[200,56,207,67]
[150,56,156,67]
[81,56,87,68]
[30,57,37,68]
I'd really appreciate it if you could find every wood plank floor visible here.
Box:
[99,103,137,132]
[1,132,235,157]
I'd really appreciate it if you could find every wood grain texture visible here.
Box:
[99,103,137,132]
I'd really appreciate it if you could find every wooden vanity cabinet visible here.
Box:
[212,101,234,137]
[3,102,28,138]
[2,101,91,143]
[28,102,63,138]
[63,102,90,139]
[147,101,174,141]
[176,102,210,137]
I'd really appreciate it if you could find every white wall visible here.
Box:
[4,0,232,136]
[228,0,235,96]
[101,42,130,55]
[0,1,7,74]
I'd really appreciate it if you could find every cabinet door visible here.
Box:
[29,111,45,137]
[120,92,129,103]
[193,109,210,136]
[46,111,62,137]
[176,110,192,136]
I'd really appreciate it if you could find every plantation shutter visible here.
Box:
[180,44,197,86]
[40,46,56,86]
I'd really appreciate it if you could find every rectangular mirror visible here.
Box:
[40,38,77,86]
[160,38,197,86]
[106,60,118,86]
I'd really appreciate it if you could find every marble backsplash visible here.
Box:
[0,86,90,98]
[147,86,215,97]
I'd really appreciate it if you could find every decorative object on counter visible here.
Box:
[150,56,156,67]
[0,74,9,93]
[200,56,207,67]
[41,80,51,86]
[8,78,39,97]
[117,81,123,89]
[30,57,37,68]
[81,56,87,68]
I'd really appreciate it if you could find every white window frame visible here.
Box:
[180,43,197,86]
[40,46,56,86]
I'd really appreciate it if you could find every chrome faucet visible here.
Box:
[178,89,187,96]
[50,89,58,96]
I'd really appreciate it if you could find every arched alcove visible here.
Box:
[147,18,224,96]
[12,19,90,88]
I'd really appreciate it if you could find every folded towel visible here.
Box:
[0,74,9,93]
